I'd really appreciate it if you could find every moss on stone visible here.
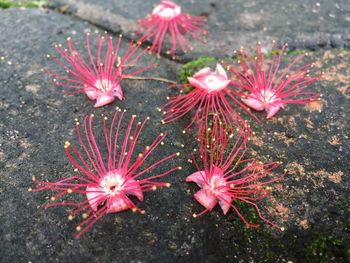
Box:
[0,0,46,8]
[304,234,349,263]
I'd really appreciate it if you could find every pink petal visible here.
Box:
[194,189,218,211]
[107,193,132,213]
[193,67,211,78]
[215,64,228,80]
[188,77,208,91]
[266,104,282,118]
[152,5,163,15]
[94,94,115,107]
[86,186,106,211]
[218,193,233,215]
[242,96,265,111]
[112,84,124,101]
[85,87,98,100]
[125,179,144,201]
[185,171,206,188]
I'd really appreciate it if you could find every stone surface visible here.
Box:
[47,0,350,61]
[0,5,349,263]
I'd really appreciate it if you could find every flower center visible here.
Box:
[153,3,181,20]
[204,172,227,195]
[100,171,125,195]
[259,89,279,104]
[203,75,227,93]
[94,78,112,92]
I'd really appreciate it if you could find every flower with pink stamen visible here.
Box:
[46,32,153,107]
[161,63,252,132]
[138,0,207,58]
[228,42,321,118]
[33,110,180,238]
[186,119,284,229]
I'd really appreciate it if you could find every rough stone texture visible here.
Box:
[0,5,349,263]
[47,0,350,61]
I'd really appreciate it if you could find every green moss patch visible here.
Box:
[0,0,46,8]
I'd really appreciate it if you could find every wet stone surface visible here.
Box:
[0,4,350,263]
[47,0,350,61]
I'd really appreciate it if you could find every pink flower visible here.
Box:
[229,42,321,118]
[186,120,284,229]
[138,0,207,58]
[46,32,153,107]
[161,64,252,132]
[33,110,180,238]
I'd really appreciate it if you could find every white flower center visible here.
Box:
[203,75,226,92]
[100,171,125,194]
[259,89,279,104]
[153,4,181,20]
[94,78,112,92]
[204,173,227,195]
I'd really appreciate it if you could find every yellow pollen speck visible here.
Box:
[166,183,171,188]
[281,227,285,231]
[67,189,73,194]
[193,213,197,218]
[132,208,137,212]
[141,210,146,215]
[32,176,36,182]
[68,215,73,221]
[28,188,32,192]
[152,186,157,191]
[82,213,88,219]
[161,142,164,145]
[178,166,182,170]
[104,117,108,120]
[138,153,143,158]
[76,226,81,232]
[51,197,56,201]
[176,152,180,156]
[182,130,186,134]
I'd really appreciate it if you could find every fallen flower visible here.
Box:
[228,42,321,118]
[138,0,207,58]
[46,32,153,107]
[161,63,252,132]
[186,119,284,229]
[33,109,180,237]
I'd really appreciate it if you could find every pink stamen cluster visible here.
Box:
[229,42,321,118]
[33,110,180,237]
[161,64,253,132]
[138,0,207,58]
[47,32,153,107]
